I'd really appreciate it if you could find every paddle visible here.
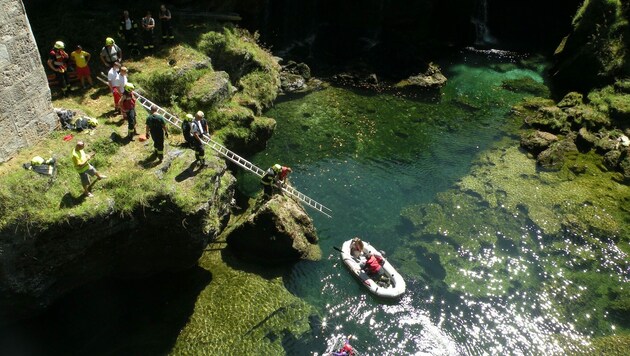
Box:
[333,246,343,253]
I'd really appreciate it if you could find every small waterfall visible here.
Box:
[471,0,496,46]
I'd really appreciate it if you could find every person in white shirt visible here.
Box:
[107,62,122,110]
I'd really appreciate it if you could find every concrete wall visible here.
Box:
[0,0,56,163]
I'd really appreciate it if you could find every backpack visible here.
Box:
[182,120,193,142]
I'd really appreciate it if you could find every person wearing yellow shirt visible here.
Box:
[70,45,93,88]
[72,141,106,197]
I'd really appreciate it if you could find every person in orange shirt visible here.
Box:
[70,45,93,88]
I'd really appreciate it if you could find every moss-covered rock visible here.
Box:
[226,194,321,263]
[395,63,447,90]
[197,26,281,111]
[537,136,579,170]
[186,71,232,109]
[520,130,559,155]
[502,76,550,97]
[0,134,235,322]
[557,91,584,108]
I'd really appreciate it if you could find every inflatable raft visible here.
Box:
[339,239,406,298]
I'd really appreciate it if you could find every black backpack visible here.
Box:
[182,120,193,142]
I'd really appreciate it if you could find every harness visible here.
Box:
[103,45,121,64]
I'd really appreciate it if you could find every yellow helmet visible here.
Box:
[105,37,115,45]
[54,41,65,49]
[124,82,135,92]
[273,164,282,172]
[185,113,194,121]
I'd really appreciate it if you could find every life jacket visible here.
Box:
[49,49,68,70]
[364,255,383,274]
[340,343,354,355]
[121,92,136,111]
[261,168,276,185]
[279,166,291,180]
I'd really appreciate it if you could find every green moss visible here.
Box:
[586,334,630,355]
[502,76,550,97]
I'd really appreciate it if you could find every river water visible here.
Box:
[2,50,628,355]
[239,49,630,355]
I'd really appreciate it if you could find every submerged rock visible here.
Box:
[501,76,550,97]
[227,194,320,263]
[537,136,579,171]
[520,130,558,155]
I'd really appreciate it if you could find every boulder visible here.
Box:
[619,149,630,182]
[226,194,321,263]
[576,127,598,151]
[537,137,579,170]
[604,149,622,170]
[557,92,584,108]
[186,71,232,108]
[563,105,610,129]
[524,105,570,133]
[280,72,307,93]
[520,130,558,155]
[396,63,447,90]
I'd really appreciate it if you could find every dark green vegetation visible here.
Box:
[553,0,629,91]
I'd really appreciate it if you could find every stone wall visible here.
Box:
[0,0,55,163]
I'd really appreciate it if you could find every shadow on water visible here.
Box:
[0,267,212,356]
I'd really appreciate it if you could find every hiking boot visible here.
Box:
[98,175,107,180]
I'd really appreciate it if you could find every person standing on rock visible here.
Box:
[159,4,174,42]
[72,141,107,198]
[145,105,169,162]
[47,41,70,96]
[119,10,139,51]
[141,11,156,51]
[191,111,207,166]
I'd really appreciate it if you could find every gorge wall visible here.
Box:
[0,0,55,163]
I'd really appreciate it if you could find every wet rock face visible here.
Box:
[552,0,630,91]
[0,199,230,323]
[226,194,320,264]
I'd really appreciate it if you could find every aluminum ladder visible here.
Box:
[134,92,333,218]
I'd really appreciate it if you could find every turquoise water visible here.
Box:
[238,51,629,354]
